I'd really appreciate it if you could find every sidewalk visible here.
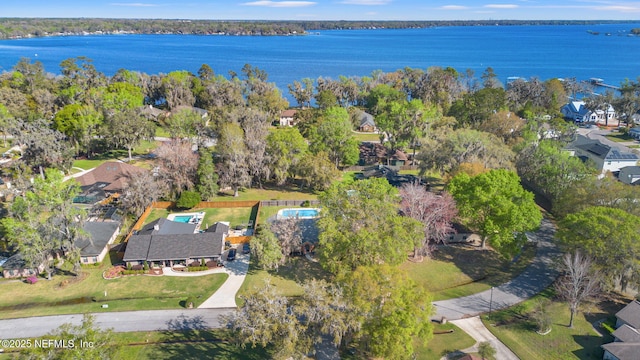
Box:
[433,218,560,320]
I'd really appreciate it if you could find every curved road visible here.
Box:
[433,218,560,320]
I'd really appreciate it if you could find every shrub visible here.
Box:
[601,319,616,334]
[143,261,149,271]
[25,276,38,284]
[187,266,208,272]
[301,200,310,207]
[200,258,206,266]
[123,269,145,275]
[176,191,201,209]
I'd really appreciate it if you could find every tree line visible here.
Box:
[3,55,640,357]
[1,18,638,39]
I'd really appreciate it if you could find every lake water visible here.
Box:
[1,23,639,95]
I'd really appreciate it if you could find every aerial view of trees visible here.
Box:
[448,169,542,258]
[2,50,640,359]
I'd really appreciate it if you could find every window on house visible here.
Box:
[92,257,98,263]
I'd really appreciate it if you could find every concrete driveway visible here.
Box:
[198,250,249,309]
[449,317,519,360]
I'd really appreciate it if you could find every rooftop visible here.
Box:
[75,221,121,256]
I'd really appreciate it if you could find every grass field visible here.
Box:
[0,256,227,320]
[415,322,476,360]
[217,184,318,201]
[400,243,537,301]
[352,132,381,142]
[236,256,333,305]
[71,140,161,171]
[484,290,632,360]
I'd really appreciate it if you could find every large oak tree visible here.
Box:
[447,169,542,258]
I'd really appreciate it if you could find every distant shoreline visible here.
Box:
[1,18,640,40]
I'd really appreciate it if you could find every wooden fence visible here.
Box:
[123,200,261,244]
[259,200,320,207]
[227,236,251,244]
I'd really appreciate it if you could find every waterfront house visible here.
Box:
[602,300,640,360]
[561,101,617,125]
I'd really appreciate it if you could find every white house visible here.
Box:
[561,101,618,126]
[570,135,639,175]
[279,109,298,127]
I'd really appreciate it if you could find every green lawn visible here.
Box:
[0,256,227,319]
[400,243,537,301]
[217,184,318,201]
[605,133,635,143]
[236,257,333,305]
[415,323,476,360]
[145,207,255,229]
[257,205,288,225]
[71,140,161,171]
[484,290,631,360]
[352,132,381,142]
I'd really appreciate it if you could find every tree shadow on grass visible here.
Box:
[269,257,333,284]
[572,334,607,360]
[433,243,536,291]
[154,324,269,360]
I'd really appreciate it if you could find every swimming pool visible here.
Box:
[172,215,193,223]
[167,212,205,224]
[277,208,320,219]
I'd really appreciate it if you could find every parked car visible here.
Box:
[227,248,236,261]
[242,243,250,254]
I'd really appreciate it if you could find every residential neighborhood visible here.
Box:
[0,56,640,360]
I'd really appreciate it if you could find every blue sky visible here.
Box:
[4,0,640,20]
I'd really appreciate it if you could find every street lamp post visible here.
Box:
[489,287,494,315]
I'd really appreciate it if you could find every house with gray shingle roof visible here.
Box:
[356,110,377,132]
[569,135,639,175]
[123,222,227,268]
[136,218,197,236]
[602,300,640,360]
[618,166,640,185]
[76,221,121,264]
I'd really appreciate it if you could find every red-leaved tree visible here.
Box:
[400,182,458,260]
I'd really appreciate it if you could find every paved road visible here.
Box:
[0,309,234,339]
[433,218,560,321]
[449,317,519,360]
